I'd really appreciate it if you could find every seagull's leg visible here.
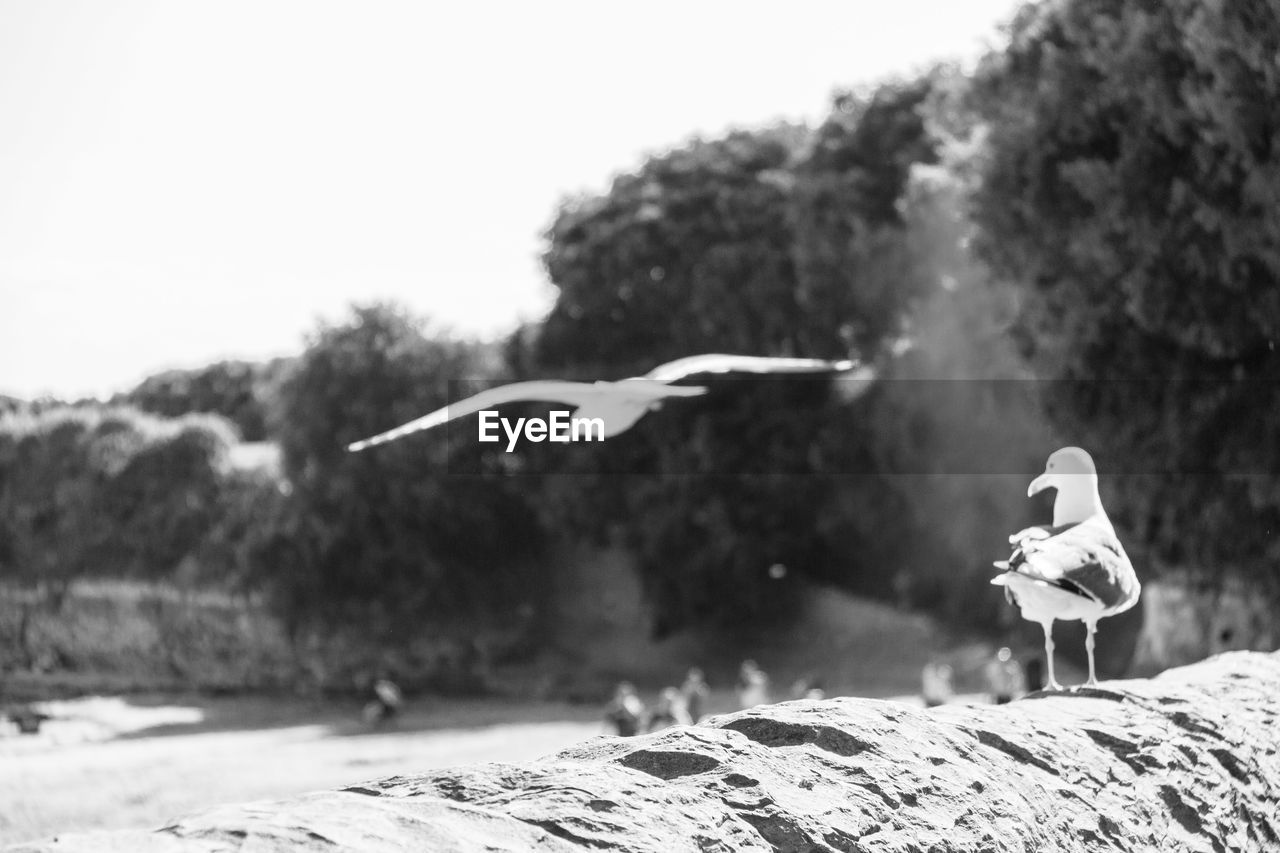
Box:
[1084,619,1099,687]
[1041,620,1062,691]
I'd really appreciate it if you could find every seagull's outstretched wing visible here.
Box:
[641,354,855,383]
[346,381,606,452]
[573,384,708,437]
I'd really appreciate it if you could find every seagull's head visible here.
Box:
[1027,446,1098,498]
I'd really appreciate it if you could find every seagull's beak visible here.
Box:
[1027,471,1053,497]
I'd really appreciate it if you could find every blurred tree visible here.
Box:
[528,82,945,634]
[0,407,238,663]
[971,0,1280,599]
[118,359,293,441]
[539,125,815,374]
[270,303,548,644]
[839,148,1060,632]
[191,466,292,589]
[791,78,940,357]
[103,414,240,578]
[0,407,238,587]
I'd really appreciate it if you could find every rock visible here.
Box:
[1133,576,1277,673]
[11,651,1280,852]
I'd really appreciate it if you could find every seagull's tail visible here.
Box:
[989,571,1018,607]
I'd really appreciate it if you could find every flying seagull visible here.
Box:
[346,354,860,452]
[991,447,1140,690]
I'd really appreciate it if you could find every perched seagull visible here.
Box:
[991,447,1140,690]
[346,354,858,452]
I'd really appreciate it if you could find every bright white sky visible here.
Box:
[0,0,1017,400]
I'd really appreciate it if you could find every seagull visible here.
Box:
[346,354,860,452]
[991,447,1140,690]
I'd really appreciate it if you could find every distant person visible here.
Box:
[604,682,645,737]
[789,675,825,701]
[892,570,913,610]
[921,661,954,708]
[736,660,770,709]
[647,687,693,732]
[3,704,50,735]
[985,647,1026,705]
[363,676,403,727]
[680,668,710,723]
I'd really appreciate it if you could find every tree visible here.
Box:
[971,0,1280,601]
[837,149,1067,638]
[0,406,238,587]
[539,125,816,375]
[529,82,945,634]
[101,412,240,578]
[790,78,940,357]
[269,303,548,645]
[117,359,292,442]
[0,406,239,664]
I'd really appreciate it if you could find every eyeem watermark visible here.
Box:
[478,410,605,451]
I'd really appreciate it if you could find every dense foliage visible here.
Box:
[972,0,1280,593]
[269,304,548,639]
[528,81,953,633]
[0,407,240,594]
[117,359,293,442]
[10,1,1277,685]
[0,407,257,663]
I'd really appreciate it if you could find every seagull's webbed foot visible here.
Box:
[1042,680,1065,692]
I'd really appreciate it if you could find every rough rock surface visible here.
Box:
[12,652,1280,852]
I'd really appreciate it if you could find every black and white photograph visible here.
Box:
[2,1,1278,850]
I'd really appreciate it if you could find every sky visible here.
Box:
[0,0,1018,400]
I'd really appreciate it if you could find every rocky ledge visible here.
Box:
[11,651,1280,852]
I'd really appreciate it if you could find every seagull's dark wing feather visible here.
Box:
[1005,517,1138,611]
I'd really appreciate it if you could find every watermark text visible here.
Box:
[478,410,605,451]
